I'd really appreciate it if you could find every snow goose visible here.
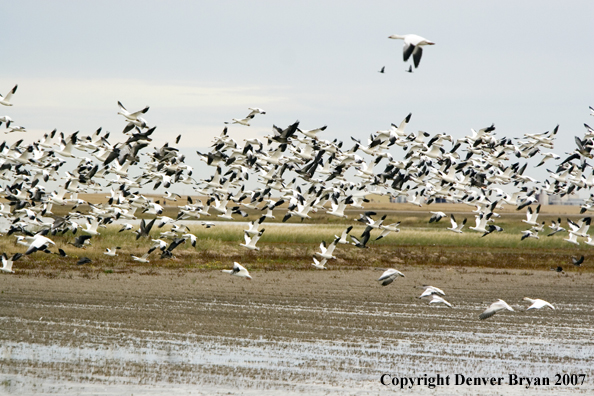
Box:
[521,229,539,241]
[222,262,252,280]
[429,295,452,307]
[226,114,255,126]
[563,232,579,245]
[447,215,466,233]
[418,285,445,298]
[315,237,340,260]
[377,268,405,286]
[0,115,12,128]
[547,218,565,236]
[376,222,400,240]
[429,211,446,223]
[104,247,121,257]
[523,297,555,310]
[245,215,266,236]
[131,253,150,263]
[240,229,265,251]
[1,253,22,273]
[479,299,514,320]
[117,101,149,123]
[334,226,353,244]
[388,34,435,68]
[0,84,17,106]
[522,205,541,226]
[247,107,266,116]
[311,256,328,270]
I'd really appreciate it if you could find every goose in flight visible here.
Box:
[315,237,340,260]
[131,253,150,263]
[523,297,555,310]
[418,285,445,298]
[225,114,255,126]
[334,226,353,244]
[221,262,252,280]
[377,268,405,286]
[1,253,22,273]
[247,107,266,117]
[76,257,92,266]
[479,299,514,320]
[311,256,328,270]
[240,229,265,251]
[429,211,446,223]
[0,115,13,128]
[0,84,18,106]
[104,247,121,257]
[388,34,435,68]
[571,255,584,267]
[521,229,539,241]
[522,205,541,226]
[447,215,466,233]
[376,221,400,240]
[429,295,452,307]
[117,101,149,123]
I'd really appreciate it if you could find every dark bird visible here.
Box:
[136,218,156,240]
[351,227,371,249]
[70,234,92,248]
[76,257,92,266]
[551,266,564,273]
[378,66,385,74]
[160,237,186,259]
[571,255,584,267]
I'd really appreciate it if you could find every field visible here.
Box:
[2,202,594,395]
[6,201,594,275]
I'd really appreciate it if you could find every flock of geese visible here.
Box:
[0,81,592,319]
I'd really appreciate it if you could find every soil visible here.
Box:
[0,266,593,394]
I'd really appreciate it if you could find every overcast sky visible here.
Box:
[2,1,594,191]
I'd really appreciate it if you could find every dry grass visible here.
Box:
[5,219,592,276]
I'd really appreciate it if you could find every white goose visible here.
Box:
[131,253,150,263]
[377,268,405,286]
[523,297,555,310]
[315,237,339,260]
[334,226,353,244]
[418,285,445,298]
[522,205,541,226]
[0,84,17,106]
[447,215,466,233]
[479,299,514,320]
[429,295,452,307]
[1,253,22,273]
[221,262,252,280]
[311,256,328,270]
[388,34,435,68]
[240,229,265,251]
[104,247,121,257]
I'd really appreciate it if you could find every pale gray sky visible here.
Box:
[2,1,593,190]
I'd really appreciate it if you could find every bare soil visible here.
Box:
[0,266,592,394]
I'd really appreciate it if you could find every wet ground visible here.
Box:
[0,266,593,395]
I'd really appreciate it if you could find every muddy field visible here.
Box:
[0,266,593,395]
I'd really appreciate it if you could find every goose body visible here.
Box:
[523,297,555,310]
[222,262,252,280]
[388,34,435,68]
[377,268,405,286]
[0,84,17,106]
[479,299,514,320]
